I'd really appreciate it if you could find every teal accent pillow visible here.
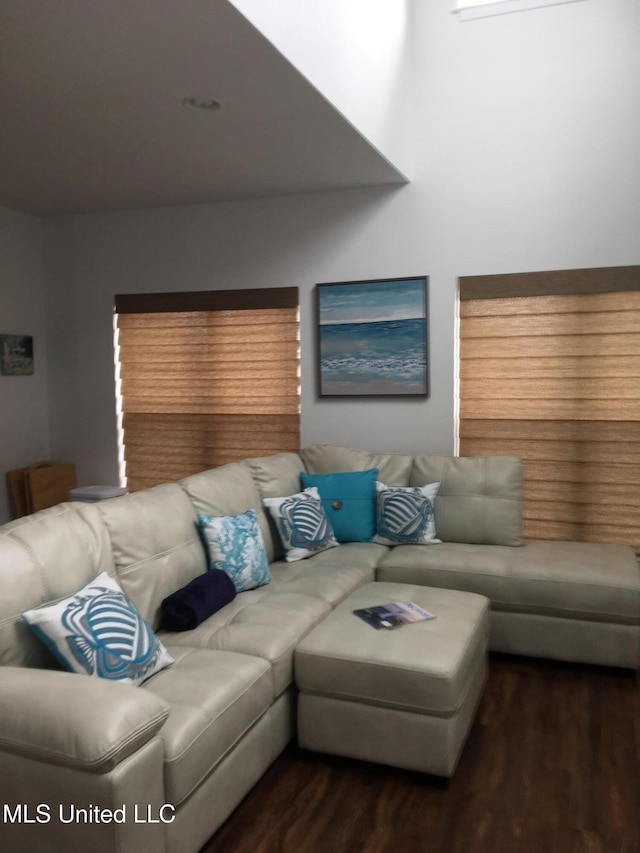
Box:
[22,572,174,686]
[299,468,378,542]
[198,509,271,592]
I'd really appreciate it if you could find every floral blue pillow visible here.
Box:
[198,508,271,592]
[373,481,442,545]
[263,487,339,562]
[22,572,174,686]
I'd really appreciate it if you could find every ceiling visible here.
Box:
[0,0,406,217]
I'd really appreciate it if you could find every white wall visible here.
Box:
[230,0,415,178]
[0,208,49,524]
[44,0,640,488]
[42,218,80,471]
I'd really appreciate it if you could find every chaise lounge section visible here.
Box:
[300,445,640,670]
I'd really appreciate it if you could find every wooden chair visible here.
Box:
[6,467,30,519]
[6,461,77,519]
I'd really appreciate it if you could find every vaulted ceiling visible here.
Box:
[0,0,406,216]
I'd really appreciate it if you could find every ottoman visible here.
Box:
[295,581,490,777]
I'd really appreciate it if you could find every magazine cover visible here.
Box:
[353,601,436,630]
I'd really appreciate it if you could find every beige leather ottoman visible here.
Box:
[295,581,490,777]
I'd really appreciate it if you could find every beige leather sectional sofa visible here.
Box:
[1,444,638,853]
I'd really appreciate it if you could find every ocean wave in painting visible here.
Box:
[319,318,426,394]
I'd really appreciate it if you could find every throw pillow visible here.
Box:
[22,572,174,686]
[299,469,378,542]
[198,508,271,592]
[373,481,442,545]
[263,487,339,562]
[161,569,236,632]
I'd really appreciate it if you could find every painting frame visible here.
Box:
[316,276,429,398]
[0,334,34,376]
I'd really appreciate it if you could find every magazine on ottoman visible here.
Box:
[353,601,436,630]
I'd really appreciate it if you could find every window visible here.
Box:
[458,266,640,552]
[114,288,299,491]
[455,0,585,20]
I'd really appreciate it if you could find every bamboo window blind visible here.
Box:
[458,266,640,552]
[115,288,300,492]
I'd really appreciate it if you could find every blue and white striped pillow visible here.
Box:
[373,481,441,545]
[263,487,339,562]
[22,572,173,686]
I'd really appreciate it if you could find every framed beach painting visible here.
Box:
[316,276,428,397]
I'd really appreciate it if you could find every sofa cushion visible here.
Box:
[98,484,206,631]
[300,444,371,475]
[181,462,277,563]
[409,455,523,546]
[198,509,271,592]
[245,452,303,501]
[245,452,305,560]
[377,539,640,625]
[504,540,640,624]
[301,445,412,486]
[368,452,413,486]
[377,542,512,604]
[143,647,273,806]
[0,502,115,669]
[269,543,388,604]
[22,571,174,685]
[158,590,330,696]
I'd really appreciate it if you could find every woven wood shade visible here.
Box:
[458,272,640,551]
[116,292,300,491]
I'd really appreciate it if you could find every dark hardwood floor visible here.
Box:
[201,654,640,853]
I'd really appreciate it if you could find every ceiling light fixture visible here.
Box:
[182,97,221,112]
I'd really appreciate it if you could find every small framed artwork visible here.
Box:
[1,334,34,376]
[316,276,428,397]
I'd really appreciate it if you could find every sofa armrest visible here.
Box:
[0,667,169,773]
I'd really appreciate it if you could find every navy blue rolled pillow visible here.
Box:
[299,468,378,542]
[161,569,236,632]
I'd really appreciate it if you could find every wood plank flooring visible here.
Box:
[201,654,640,853]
